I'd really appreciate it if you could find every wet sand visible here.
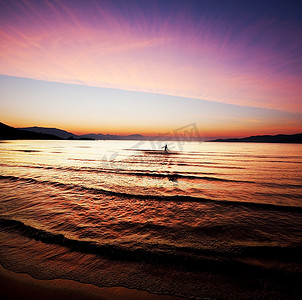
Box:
[0,265,184,300]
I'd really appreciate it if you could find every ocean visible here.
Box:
[0,140,301,299]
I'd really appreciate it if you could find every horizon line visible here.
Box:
[8,122,302,141]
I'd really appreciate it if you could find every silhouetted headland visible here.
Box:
[19,126,77,139]
[0,122,62,140]
[1,122,144,140]
[211,133,302,143]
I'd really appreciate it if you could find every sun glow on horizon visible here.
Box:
[1,76,301,139]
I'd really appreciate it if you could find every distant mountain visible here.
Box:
[0,122,62,140]
[78,133,106,140]
[79,133,145,140]
[211,133,302,143]
[4,123,302,143]
[126,134,144,139]
[16,125,145,140]
[19,126,76,139]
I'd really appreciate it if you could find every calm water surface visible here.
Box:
[0,140,301,298]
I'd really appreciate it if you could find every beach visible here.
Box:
[0,265,184,300]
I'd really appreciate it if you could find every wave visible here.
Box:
[175,162,246,169]
[1,174,301,213]
[108,171,246,182]
[136,149,181,155]
[0,163,252,184]
[1,218,300,272]
[13,149,41,153]
[124,149,302,160]
[0,163,242,181]
[39,164,302,187]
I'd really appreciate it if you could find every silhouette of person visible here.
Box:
[162,144,168,152]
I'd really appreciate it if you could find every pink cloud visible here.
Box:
[0,0,301,113]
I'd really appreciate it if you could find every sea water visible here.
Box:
[0,140,301,298]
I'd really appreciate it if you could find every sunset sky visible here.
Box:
[0,0,301,138]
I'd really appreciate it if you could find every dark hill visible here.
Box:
[0,122,62,140]
[18,127,143,140]
[19,126,76,139]
[211,133,302,143]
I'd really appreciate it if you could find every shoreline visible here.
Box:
[0,264,184,300]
